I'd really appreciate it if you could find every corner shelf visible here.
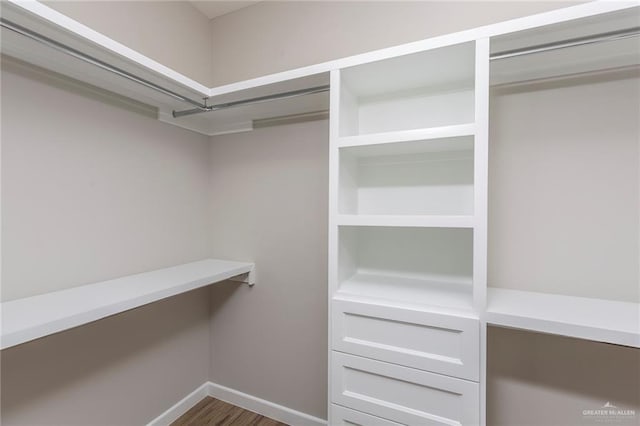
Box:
[0,259,255,350]
[0,0,329,136]
[486,288,640,348]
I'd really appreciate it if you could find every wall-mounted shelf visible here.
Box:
[0,0,329,136]
[0,259,255,350]
[490,8,640,85]
[486,288,640,348]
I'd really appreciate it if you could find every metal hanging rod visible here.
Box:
[172,85,330,118]
[491,27,640,61]
[0,18,209,110]
[0,18,329,118]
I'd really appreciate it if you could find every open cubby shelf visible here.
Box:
[339,42,476,137]
[339,136,474,216]
[338,226,474,311]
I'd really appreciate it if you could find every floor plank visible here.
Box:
[171,397,288,426]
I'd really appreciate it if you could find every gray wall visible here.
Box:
[488,327,640,426]
[1,58,212,424]
[2,58,212,302]
[44,1,581,88]
[489,69,640,302]
[44,1,213,85]
[207,120,329,420]
[206,1,581,86]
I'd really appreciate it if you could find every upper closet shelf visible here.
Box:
[0,259,255,350]
[0,0,329,136]
[486,288,640,348]
[1,1,637,136]
[491,7,640,85]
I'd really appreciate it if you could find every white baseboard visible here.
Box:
[147,382,210,426]
[147,381,327,426]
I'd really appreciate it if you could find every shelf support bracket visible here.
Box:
[229,266,256,286]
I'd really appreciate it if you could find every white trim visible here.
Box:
[207,382,327,426]
[147,383,210,426]
[147,382,327,426]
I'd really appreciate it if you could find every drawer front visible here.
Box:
[332,298,479,381]
[332,352,479,426]
[331,404,404,426]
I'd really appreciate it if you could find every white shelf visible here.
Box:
[491,8,640,86]
[0,0,329,136]
[338,123,475,149]
[0,259,254,350]
[337,273,474,314]
[486,288,640,348]
[337,214,474,228]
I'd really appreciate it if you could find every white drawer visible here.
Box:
[331,404,404,426]
[332,298,479,381]
[331,352,479,426]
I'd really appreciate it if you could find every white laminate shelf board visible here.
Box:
[0,259,255,350]
[486,288,640,348]
[338,124,476,149]
[337,215,474,228]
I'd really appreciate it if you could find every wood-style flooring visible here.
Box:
[171,397,288,426]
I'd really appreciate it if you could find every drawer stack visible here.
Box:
[330,299,480,425]
[329,39,489,425]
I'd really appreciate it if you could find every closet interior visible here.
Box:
[1,1,638,425]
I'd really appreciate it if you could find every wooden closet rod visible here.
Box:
[491,26,640,60]
[0,18,329,119]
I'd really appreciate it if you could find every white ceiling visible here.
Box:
[189,1,261,20]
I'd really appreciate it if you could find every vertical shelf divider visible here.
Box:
[474,37,491,426]
[327,68,341,423]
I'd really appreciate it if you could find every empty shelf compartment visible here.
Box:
[337,226,474,311]
[339,136,474,216]
[338,42,476,136]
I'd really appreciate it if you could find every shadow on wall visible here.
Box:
[488,326,640,426]
[0,288,211,426]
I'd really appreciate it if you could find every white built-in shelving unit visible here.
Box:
[1,0,639,424]
[329,3,639,426]
[329,37,489,425]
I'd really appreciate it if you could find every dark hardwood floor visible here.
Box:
[171,397,288,426]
